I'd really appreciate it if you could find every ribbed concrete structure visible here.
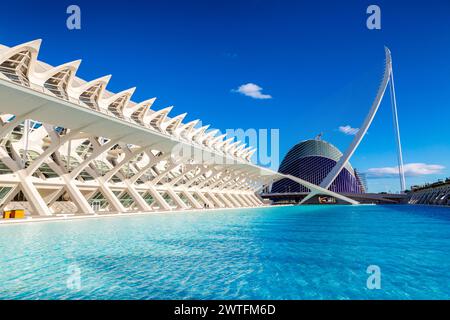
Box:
[0,40,263,216]
[409,182,450,206]
[0,39,357,216]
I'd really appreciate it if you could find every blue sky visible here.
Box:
[1,0,449,192]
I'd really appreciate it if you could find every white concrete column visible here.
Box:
[151,162,181,185]
[0,184,20,211]
[16,170,52,216]
[194,191,214,208]
[207,192,225,208]
[216,193,234,208]
[249,193,263,206]
[44,187,66,207]
[61,175,95,213]
[129,153,169,184]
[167,165,196,186]
[123,179,152,211]
[223,193,241,207]
[146,184,171,211]
[235,193,251,207]
[195,169,222,189]
[69,138,118,179]
[165,188,188,210]
[181,166,209,188]
[180,189,203,209]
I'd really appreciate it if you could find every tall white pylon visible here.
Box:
[300,47,407,204]
[388,59,406,192]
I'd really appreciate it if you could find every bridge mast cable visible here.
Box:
[388,60,406,192]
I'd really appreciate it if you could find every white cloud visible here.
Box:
[339,125,359,135]
[223,52,238,59]
[367,163,445,178]
[232,83,272,100]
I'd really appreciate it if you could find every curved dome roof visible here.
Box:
[279,139,354,175]
[272,138,364,194]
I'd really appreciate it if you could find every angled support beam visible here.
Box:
[60,175,95,213]
[123,179,152,211]
[151,161,181,185]
[26,127,83,175]
[0,184,20,210]
[165,188,188,210]
[194,191,214,208]
[246,194,261,206]
[69,138,119,179]
[207,192,225,208]
[0,105,44,139]
[235,193,252,207]
[16,170,52,215]
[129,152,169,184]
[167,165,197,187]
[195,169,221,189]
[146,184,171,211]
[102,146,147,183]
[216,192,234,208]
[250,194,264,205]
[45,187,66,208]
[240,193,256,206]
[223,193,241,207]
[181,166,210,188]
[180,189,203,209]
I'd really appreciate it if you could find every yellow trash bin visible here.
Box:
[2,209,25,219]
[3,210,12,219]
[12,209,25,219]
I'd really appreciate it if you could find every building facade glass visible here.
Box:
[271,139,365,194]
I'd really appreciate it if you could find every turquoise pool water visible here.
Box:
[0,205,449,300]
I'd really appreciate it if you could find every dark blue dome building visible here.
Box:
[271,138,365,195]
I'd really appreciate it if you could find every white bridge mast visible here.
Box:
[299,47,406,204]
[388,60,406,192]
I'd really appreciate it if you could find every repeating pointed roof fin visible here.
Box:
[0,39,43,86]
[146,106,173,131]
[129,97,157,123]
